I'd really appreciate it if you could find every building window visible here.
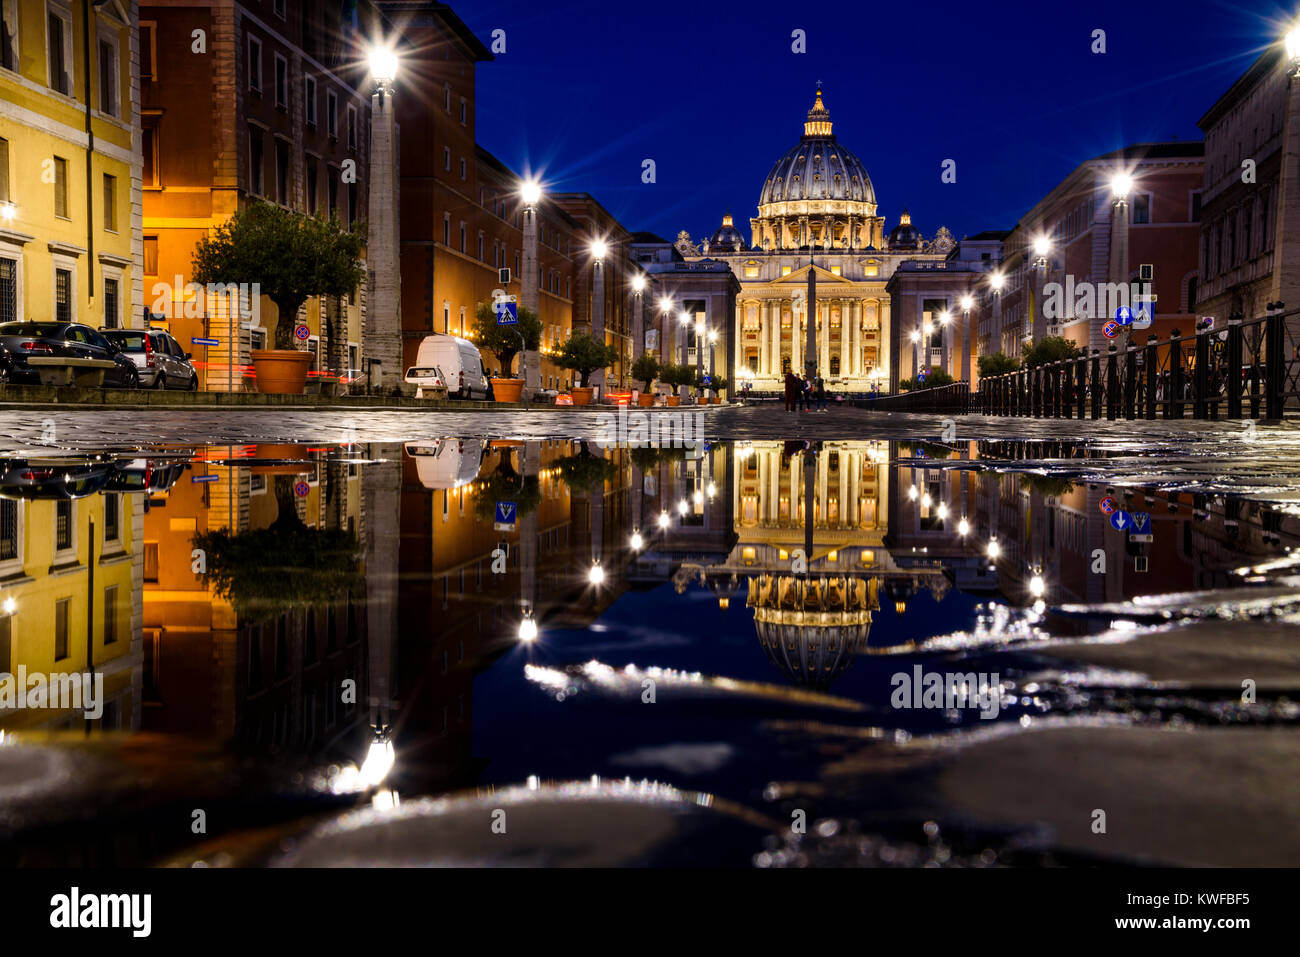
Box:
[0,0,18,72]
[327,167,339,217]
[0,498,18,563]
[1190,190,1202,222]
[143,541,158,581]
[273,0,286,18]
[444,83,450,111]
[104,585,119,644]
[459,97,467,124]
[103,276,119,328]
[54,598,70,660]
[47,8,71,94]
[326,89,338,138]
[477,231,484,261]
[0,135,8,203]
[459,222,466,252]
[275,137,289,204]
[247,35,262,92]
[142,120,159,186]
[306,158,318,214]
[53,155,68,217]
[144,236,158,274]
[443,147,451,171]
[274,53,287,108]
[55,499,72,551]
[347,105,357,150]
[459,157,466,180]
[304,75,317,126]
[443,212,450,245]
[248,125,264,195]
[139,20,156,81]
[102,174,116,231]
[98,37,117,116]
[104,492,120,542]
[347,182,357,226]
[0,256,16,325]
[54,268,71,323]
[1132,194,1151,225]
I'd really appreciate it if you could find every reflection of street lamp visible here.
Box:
[630,530,644,550]
[518,612,538,642]
[658,510,670,529]
[588,561,605,586]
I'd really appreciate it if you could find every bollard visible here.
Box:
[1145,335,1158,420]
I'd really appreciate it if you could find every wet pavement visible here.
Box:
[0,408,1297,867]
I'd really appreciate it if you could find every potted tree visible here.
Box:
[473,302,542,403]
[659,363,687,406]
[555,332,616,405]
[710,375,728,404]
[631,353,659,407]
[192,201,365,394]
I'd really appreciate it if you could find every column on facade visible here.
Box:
[769,448,780,522]
[849,301,860,376]
[819,301,830,376]
[816,452,828,527]
[792,300,801,373]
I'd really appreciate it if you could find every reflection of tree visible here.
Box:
[472,456,541,521]
[193,474,361,622]
[629,444,687,473]
[897,441,954,460]
[553,447,616,492]
[1018,474,1075,497]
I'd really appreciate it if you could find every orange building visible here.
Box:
[140,0,379,389]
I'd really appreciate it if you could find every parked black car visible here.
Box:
[0,321,139,387]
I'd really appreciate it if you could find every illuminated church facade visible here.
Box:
[672,90,954,391]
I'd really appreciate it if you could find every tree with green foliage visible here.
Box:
[554,332,617,387]
[473,302,542,377]
[1021,335,1080,368]
[553,446,617,492]
[631,353,659,392]
[978,352,1019,377]
[658,363,693,392]
[192,201,365,350]
[192,474,361,622]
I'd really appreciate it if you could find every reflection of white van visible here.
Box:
[406,335,488,399]
[403,439,485,490]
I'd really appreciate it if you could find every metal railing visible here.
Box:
[975,307,1300,422]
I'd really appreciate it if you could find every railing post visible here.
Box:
[1030,364,1040,417]
[1227,314,1243,419]
[1076,353,1087,420]
[1194,322,1210,420]
[1266,302,1285,421]
[1052,361,1063,417]
[1170,329,1184,419]
[1145,334,1158,420]
[1090,349,1101,419]
[1124,344,1137,419]
[1106,344,1118,420]
[1063,357,1074,419]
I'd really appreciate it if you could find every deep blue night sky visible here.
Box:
[460,0,1292,244]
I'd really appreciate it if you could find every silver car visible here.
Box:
[102,329,199,390]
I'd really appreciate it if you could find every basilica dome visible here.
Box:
[888,209,922,250]
[708,213,748,252]
[758,90,877,210]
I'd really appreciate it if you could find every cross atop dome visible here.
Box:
[804,87,832,137]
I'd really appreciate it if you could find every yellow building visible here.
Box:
[0,484,143,731]
[0,0,141,332]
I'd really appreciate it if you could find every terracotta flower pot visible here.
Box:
[637,392,655,407]
[667,395,681,407]
[251,443,312,476]
[712,396,722,405]
[571,387,594,406]
[490,378,524,403]
[250,349,311,395]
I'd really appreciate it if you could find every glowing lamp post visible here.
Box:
[366,44,402,393]
[521,178,543,396]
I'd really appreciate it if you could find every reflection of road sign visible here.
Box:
[294,481,310,498]
[1129,511,1153,542]
[494,501,517,531]
[1099,496,1117,515]
[1115,305,1133,326]
[1110,510,1132,531]
[495,300,518,325]
[294,324,310,341]
[1103,321,1120,339]
[191,474,219,484]
[192,337,219,347]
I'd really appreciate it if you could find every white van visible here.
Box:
[403,439,485,490]
[406,335,489,399]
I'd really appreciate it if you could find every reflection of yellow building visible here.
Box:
[0,1,139,332]
[0,490,142,731]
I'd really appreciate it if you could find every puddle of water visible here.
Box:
[0,436,1296,867]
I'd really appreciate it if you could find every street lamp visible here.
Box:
[989,272,1004,291]
[590,239,609,393]
[1032,235,1051,265]
[1110,172,1133,203]
[368,45,398,85]
[1287,22,1300,72]
[520,178,543,395]
[365,42,402,394]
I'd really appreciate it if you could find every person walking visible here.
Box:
[783,370,797,412]
[815,375,827,411]
[799,374,810,411]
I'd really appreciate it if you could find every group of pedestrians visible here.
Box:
[783,370,828,412]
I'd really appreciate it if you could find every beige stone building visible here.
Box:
[674,90,952,392]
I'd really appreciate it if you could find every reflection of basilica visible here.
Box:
[748,574,878,689]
